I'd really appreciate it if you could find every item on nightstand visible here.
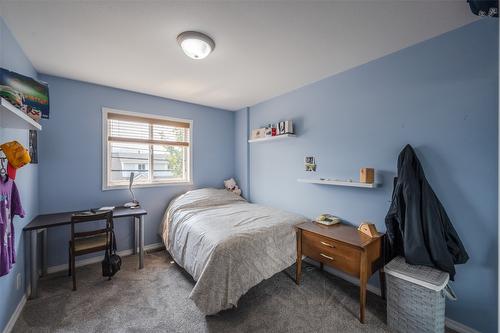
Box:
[385,256,456,333]
[360,168,374,184]
[224,178,242,196]
[251,128,266,139]
[315,214,341,225]
[358,222,379,238]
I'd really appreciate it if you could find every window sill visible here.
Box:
[102,181,193,191]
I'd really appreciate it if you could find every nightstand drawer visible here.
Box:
[302,230,360,259]
[302,230,361,277]
[302,240,360,277]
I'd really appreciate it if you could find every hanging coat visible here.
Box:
[385,144,469,280]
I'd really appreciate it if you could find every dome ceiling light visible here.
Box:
[177,31,215,60]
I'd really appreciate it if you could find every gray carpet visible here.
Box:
[13,250,392,332]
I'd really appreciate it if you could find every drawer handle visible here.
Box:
[320,241,335,248]
[320,253,334,261]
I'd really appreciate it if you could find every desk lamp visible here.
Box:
[124,172,140,208]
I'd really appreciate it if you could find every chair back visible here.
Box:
[70,210,114,251]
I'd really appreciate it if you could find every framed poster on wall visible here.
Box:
[0,68,49,121]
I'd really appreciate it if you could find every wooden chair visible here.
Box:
[68,210,114,291]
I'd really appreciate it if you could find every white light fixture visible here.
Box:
[177,31,215,60]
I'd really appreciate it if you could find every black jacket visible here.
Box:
[385,145,469,280]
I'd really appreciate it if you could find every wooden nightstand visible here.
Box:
[295,222,384,323]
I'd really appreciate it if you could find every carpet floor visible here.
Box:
[11,250,447,333]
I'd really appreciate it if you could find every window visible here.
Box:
[102,108,192,189]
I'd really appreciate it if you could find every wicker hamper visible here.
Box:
[384,256,456,333]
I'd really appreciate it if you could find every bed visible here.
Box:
[161,188,307,315]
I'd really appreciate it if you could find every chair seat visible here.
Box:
[72,233,109,252]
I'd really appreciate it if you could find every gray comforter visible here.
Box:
[161,188,307,315]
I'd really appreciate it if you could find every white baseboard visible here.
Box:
[2,294,26,333]
[304,259,478,333]
[47,242,164,274]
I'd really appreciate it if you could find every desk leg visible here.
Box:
[139,215,144,269]
[359,251,368,324]
[295,229,302,285]
[133,217,139,255]
[41,229,48,277]
[30,230,38,299]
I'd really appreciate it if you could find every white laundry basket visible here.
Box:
[384,256,456,333]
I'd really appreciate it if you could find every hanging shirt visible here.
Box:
[0,178,24,277]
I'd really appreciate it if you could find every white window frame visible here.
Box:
[102,107,193,190]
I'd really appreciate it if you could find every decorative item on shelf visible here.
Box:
[123,172,140,208]
[360,168,374,184]
[358,222,380,238]
[265,124,273,137]
[304,156,316,172]
[315,213,341,226]
[277,120,294,135]
[251,128,266,140]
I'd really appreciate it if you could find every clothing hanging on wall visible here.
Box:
[384,144,469,280]
[0,176,24,277]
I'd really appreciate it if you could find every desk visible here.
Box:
[295,222,384,323]
[23,206,147,299]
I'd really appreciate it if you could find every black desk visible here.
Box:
[24,206,147,298]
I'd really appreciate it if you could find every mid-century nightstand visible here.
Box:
[295,221,384,323]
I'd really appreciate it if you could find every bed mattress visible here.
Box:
[161,188,307,315]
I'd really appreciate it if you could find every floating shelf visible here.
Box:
[0,98,42,131]
[248,134,296,143]
[297,178,380,188]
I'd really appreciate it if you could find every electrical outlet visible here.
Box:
[16,273,21,290]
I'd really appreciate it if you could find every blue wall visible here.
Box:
[243,20,498,332]
[37,75,235,267]
[0,17,39,332]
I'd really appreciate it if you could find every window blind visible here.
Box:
[107,113,190,147]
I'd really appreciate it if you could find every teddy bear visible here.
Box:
[224,178,242,196]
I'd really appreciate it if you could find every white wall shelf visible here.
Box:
[248,134,295,143]
[297,178,380,188]
[0,98,42,131]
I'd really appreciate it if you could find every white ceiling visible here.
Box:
[0,1,477,111]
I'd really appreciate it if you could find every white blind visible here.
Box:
[107,113,190,146]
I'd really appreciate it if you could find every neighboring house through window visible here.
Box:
[102,108,192,189]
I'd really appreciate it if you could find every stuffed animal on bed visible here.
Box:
[224,178,242,196]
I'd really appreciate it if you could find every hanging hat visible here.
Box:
[0,141,31,169]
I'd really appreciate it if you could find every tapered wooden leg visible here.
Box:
[359,251,368,324]
[319,262,324,271]
[296,229,302,285]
